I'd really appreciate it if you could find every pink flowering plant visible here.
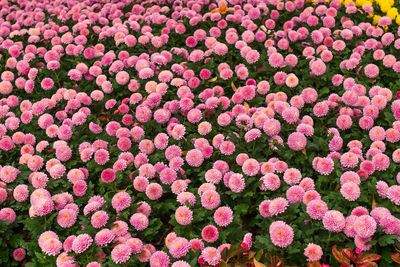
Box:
[1,0,400,266]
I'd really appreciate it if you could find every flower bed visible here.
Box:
[0,0,400,266]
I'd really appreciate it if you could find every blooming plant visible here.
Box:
[331,245,381,266]
[1,0,400,266]
[391,246,400,263]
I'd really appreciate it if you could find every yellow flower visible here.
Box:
[344,0,354,5]
[396,15,400,25]
[218,6,228,14]
[355,0,364,6]
[387,7,399,19]
[372,15,381,25]
[380,2,392,13]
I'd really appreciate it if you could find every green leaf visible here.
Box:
[381,249,393,263]
[234,203,249,216]
[377,235,398,246]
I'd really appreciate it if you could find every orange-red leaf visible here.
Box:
[270,256,283,267]
[357,254,381,263]
[341,248,356,262]
[372,194,378,210]
[334,184,340,192]
[332,245,350,265]
[307,261,321,267]
[391,253,400,263]
[208,76,218,82]
[358,262,378,267]
[98,115,109,122]
[231,81,237,92]
[244,102,250,112]
[227,246,247,261]
[248,252,256,259]
[253,257,267,267]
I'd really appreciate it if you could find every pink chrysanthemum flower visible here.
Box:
[40,237,62,256]
[312,157,334,175]
[57,208,77,228]
[144,182,162,200]
[228,173,245,193]
[201,225,219,243]
[354,236,372,251]
[13,184,28,202]
[287,132,307,151]
[242,158,260,176]
[94,149,109,165]
[91,210,109,229]
[269,197,289,216]
[171,260,190,267]
[310,59,326,76]
[111,220,129,237]
[259,200,272,218]
[205,169,223,184]
[354,215,377,238]
[169,237,190,258]
[286,186,305,204]
[351,207,369,217]
[177,192,196,206]
[261,173,281,191]
[175,206,193,226]
[373,153,390,171]
[282,107,299,124]
[95,228,115,246]
[214,206,233,227]
[341,182,361,201]
[387,185,400,205]
[126,237,143,254]
[340,152,359,168]
[322,210,346,232]
[112,191,131,212]
[13,248,26,261]
[186,149,204,167]
[111,244,131,264]
[364,64,379,78]
[283,168,302,185]
[201,247,221,266]
[343,215,358,238]
[304,243,323,262]
[269,221,294,248]
[130,213,149,231]
[307,199,328,220]
[201,190,220,210]
[150,251,170,267]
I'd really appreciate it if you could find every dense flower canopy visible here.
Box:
[0,0,400,266]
